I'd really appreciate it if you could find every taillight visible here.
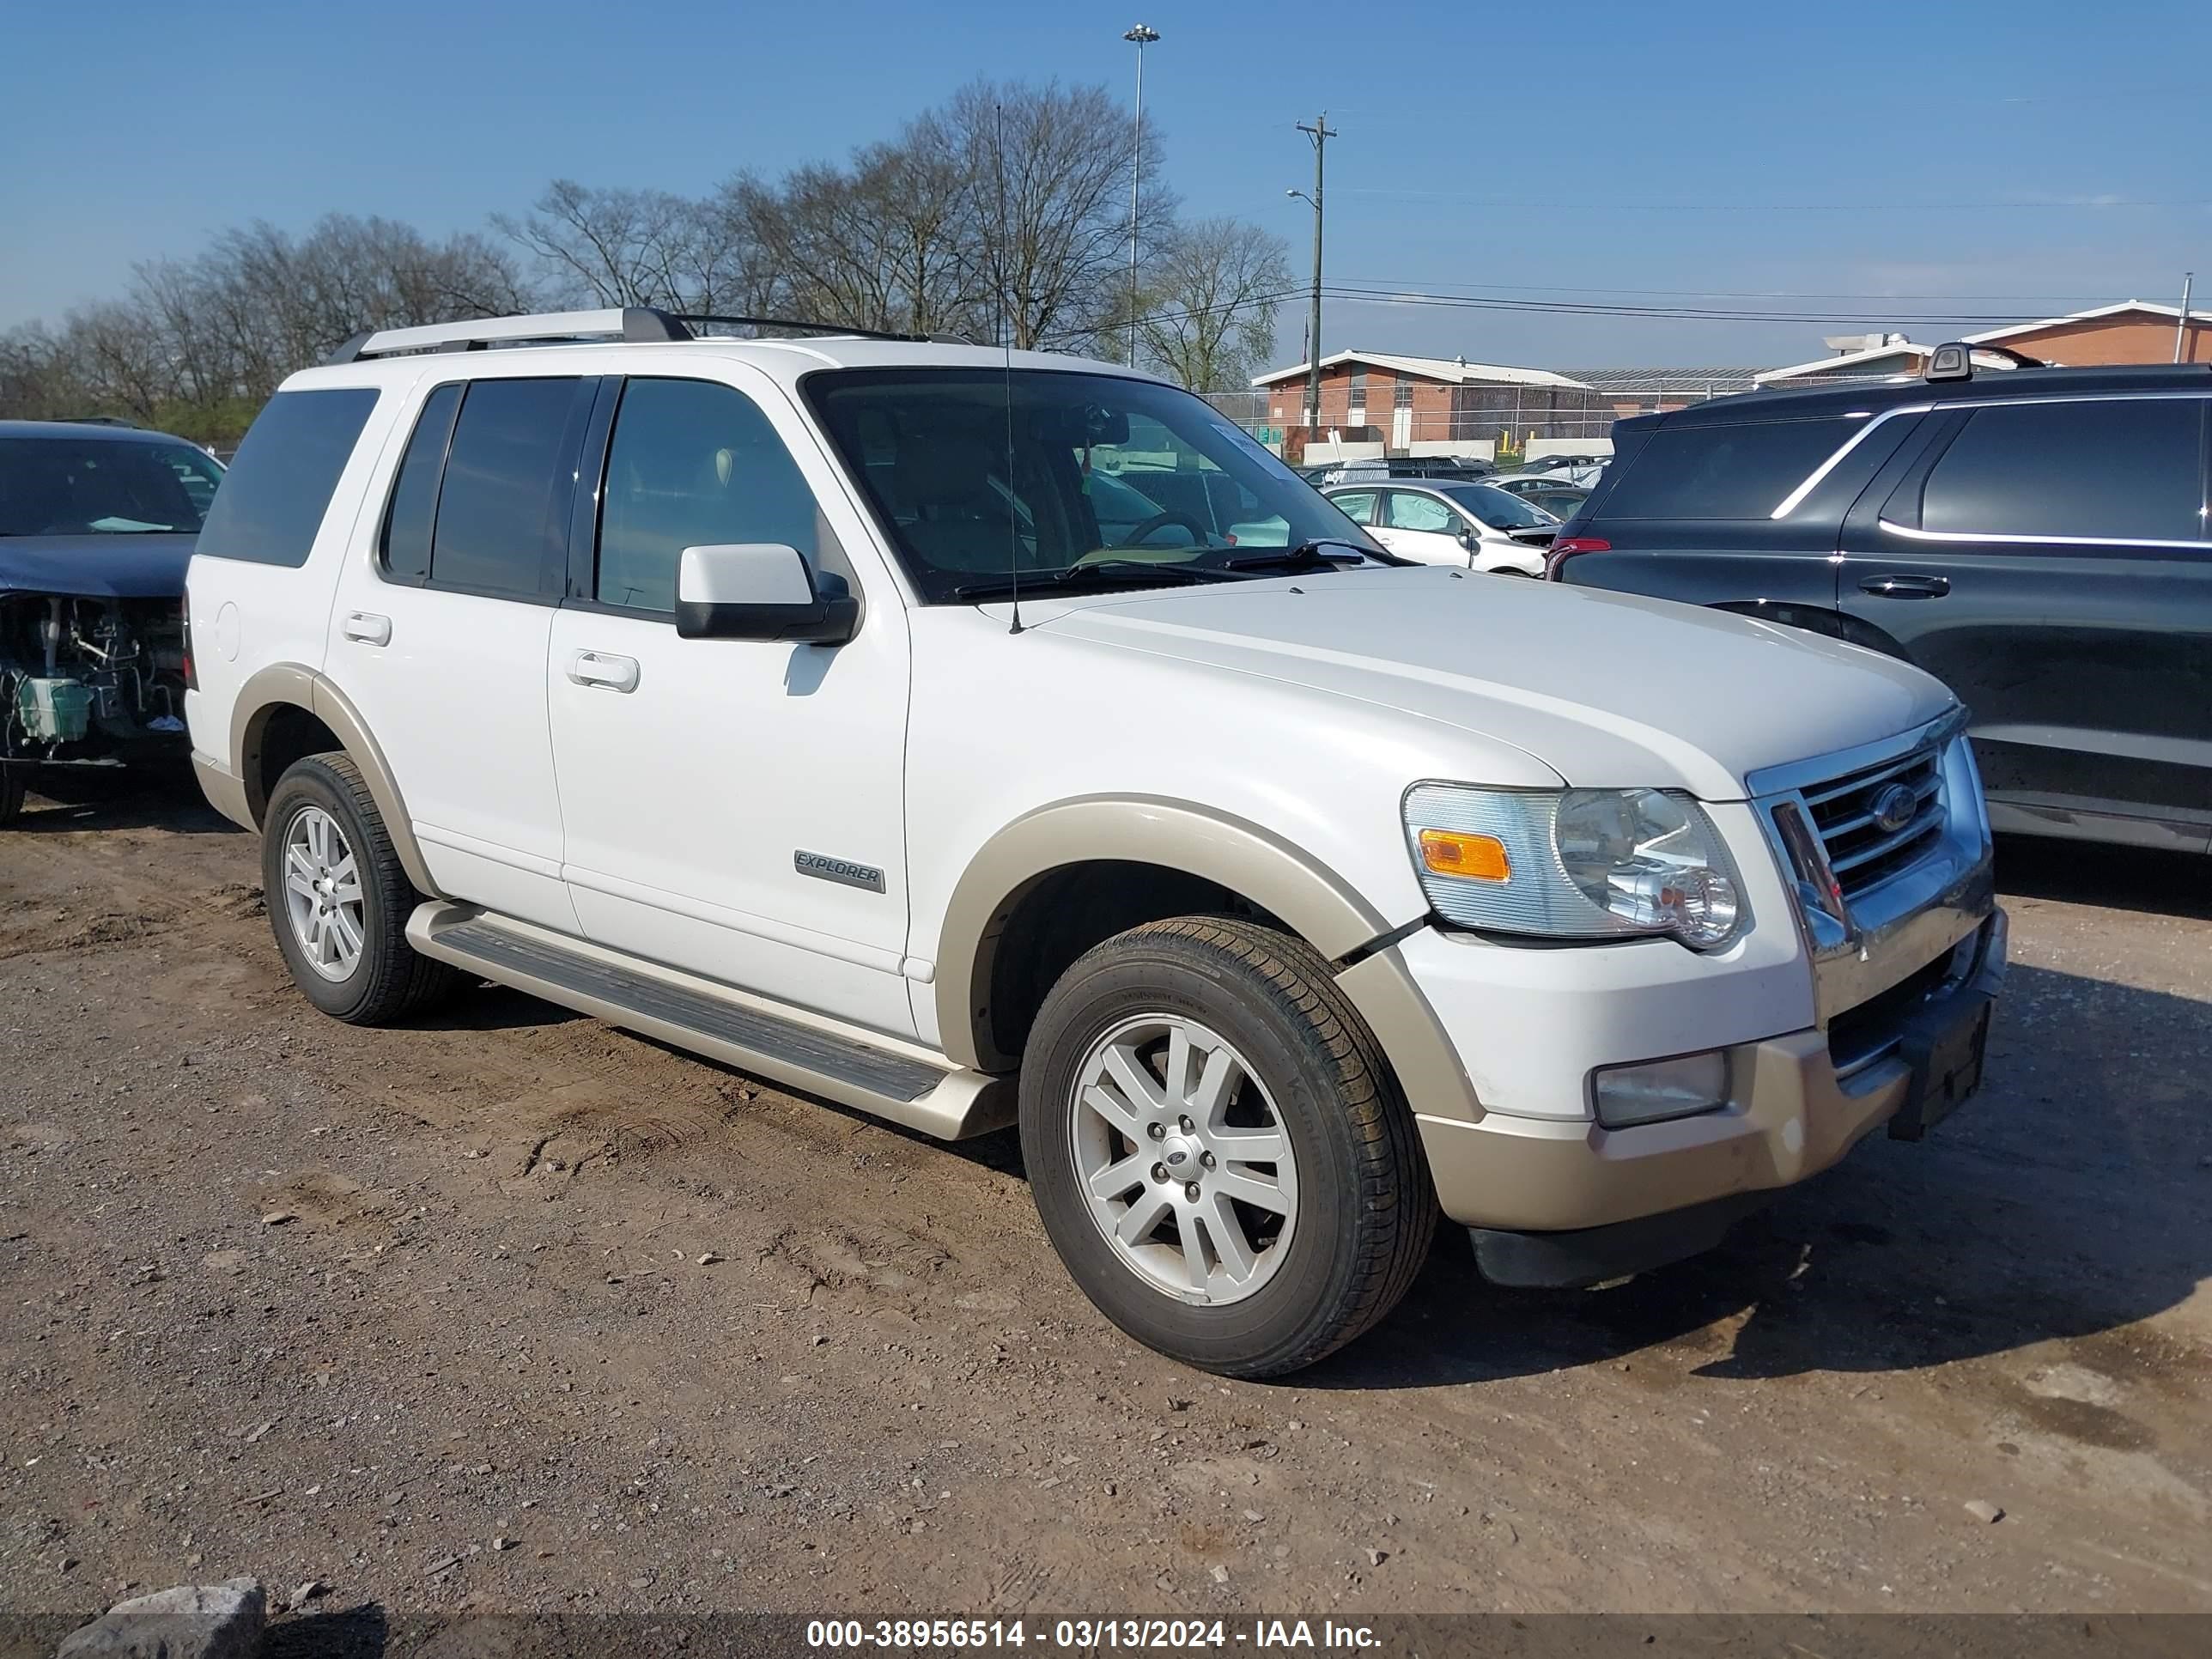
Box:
[1544,535,1610,581]
[180,592,197,690]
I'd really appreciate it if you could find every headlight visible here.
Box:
[1403,783,1747,949]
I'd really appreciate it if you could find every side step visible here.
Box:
[406,902,1012,1140]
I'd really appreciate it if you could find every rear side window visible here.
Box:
[1330,490,1376,525]
[380,383,462,582]
[1599,417,1857,520]
[427,378,583,596]
[196,387,378,566]
[1386,491,1455,532]
[1919,398,2207,544]
[595,378,823,612]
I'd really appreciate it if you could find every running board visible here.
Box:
[405,902,1012,1139]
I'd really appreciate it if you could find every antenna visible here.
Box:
[997,100,1023,635]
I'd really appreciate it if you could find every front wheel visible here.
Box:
[1019,917,1435,1377]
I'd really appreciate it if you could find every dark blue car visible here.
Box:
[0,419,225,823]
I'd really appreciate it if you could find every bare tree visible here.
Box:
[0,215,537,437]
[494,179,755,313]
[0,324,92,421]
[1128,218,1294,389]
[1,74,1186,441]
[943,79,1173,349]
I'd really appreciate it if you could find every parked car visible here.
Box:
[1,419,222,823]
[1549,349,2212,854]
[188,307,2003,1377]
[1488,471,1594,520]
[1522,453,1609,475]
[1326,479,1558,574]
[1318,454,1495,486]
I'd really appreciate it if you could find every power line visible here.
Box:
[1330,191,2212,211]
[1330,275,2136,305]
[1318,285,2057,325]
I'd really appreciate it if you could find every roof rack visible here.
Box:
[672,313,948,343]
[325,307,686,364]
[325,307,963,366]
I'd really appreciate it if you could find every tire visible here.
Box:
[261,752,464,1024]
[1019,916,1436,1377]
[0,767,22,826]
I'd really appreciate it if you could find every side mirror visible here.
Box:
[675,544,859,644]
[1458,526,1479,551]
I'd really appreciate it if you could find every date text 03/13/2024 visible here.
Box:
[805,1619,1382,1650]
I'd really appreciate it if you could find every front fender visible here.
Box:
[933,794,1394,1073]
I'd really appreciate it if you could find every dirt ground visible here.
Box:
[1,772,2207,1625]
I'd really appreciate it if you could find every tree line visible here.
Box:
[1,80,1291,445]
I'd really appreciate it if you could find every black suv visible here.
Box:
[1549,356,2212,855]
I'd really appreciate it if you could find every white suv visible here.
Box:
[185,309,2005,1377]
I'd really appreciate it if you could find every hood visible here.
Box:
[1019,567,1954,799]
[0,533,196,599]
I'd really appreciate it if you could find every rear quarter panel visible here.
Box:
[184,382,410,781]
[1554,521,1841,612]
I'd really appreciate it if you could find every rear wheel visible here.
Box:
[262,752,463,1024]
[1019,917,1435,1377]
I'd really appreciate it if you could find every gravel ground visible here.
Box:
[0,773,2206,1626]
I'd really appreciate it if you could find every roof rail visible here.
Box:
[674,313,921,343]
[322,307,969,366]
[325,307,692,365]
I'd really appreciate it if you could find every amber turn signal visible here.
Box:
[1417,829,1511,881]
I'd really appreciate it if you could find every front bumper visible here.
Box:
[1328,713,2002,1263]
[1380,907,2003,1258]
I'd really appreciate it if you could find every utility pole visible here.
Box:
[2177,271,2195,363]
[1293,112,1335,440]
[1123,24,1160,368]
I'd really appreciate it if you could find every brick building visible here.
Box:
[1250,349,1613,459]
[1756,301,2211,386]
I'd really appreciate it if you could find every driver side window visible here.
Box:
[596,378,824,612]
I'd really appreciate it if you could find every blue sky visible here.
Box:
[4,0,2207,372]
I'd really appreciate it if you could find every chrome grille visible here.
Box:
[1801,746,1945,900]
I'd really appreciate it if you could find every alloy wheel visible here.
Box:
[280,805,366,981]
[1069,1013,1300,1304]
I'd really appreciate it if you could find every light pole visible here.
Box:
[1289,112,1334,444]
[1123,23,1159,368]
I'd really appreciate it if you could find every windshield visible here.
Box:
[0,436,225,536]
[1438,482,1559,530]
[805,368,1388,601]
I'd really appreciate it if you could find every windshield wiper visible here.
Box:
[950,561,1228,602]
[1221,538,1398,573]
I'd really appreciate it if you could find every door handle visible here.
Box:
[342,611,392,646]
[1858,574,1950,599]
[567,650,641,693]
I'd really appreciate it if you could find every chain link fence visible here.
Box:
[1200,376,1761,456]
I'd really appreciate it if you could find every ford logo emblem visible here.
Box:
[1869,781,1919,836]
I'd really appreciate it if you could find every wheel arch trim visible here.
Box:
[933,794,1400,1073]
[231,664,441,895]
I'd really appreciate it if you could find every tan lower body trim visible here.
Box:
[1415,1030,1903,1231]
[1333,944,1485,1125]
[191,753,254,833]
